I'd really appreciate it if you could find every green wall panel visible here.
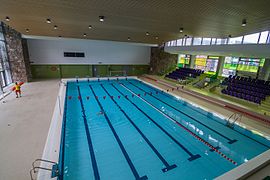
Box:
[94,65,108,77]
[31,64,149,79]
[31,65,61,79]
[60,65,92,78]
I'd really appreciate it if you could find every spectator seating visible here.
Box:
[165,68,204,80]
[221,75,270,104]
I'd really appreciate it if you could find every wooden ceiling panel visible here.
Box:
[1,0,270,44]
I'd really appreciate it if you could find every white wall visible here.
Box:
[27,37,151,65]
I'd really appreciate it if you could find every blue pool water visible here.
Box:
[59,78,270,180]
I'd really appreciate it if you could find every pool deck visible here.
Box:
[0,79,59,180]
[0,77,269,180]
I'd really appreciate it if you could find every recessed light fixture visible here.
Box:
[146,32,150,36]
[88,25,92,29]
[83,33,87,37]
[46,18,51,24]
[155,36,159,40]
[128,37,131,41]
[242,19,247,27]
[99,16,105,22]
[54,25,58,30]
[5,16,10,21]
[179,28,184,33]
[26,28,29,33]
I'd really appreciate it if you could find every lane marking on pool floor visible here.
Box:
[77,86,101,180]
[111,83,201,161]
[89,85,148,180]
[127,81,237,144]
[119,83,238,166]
[133,80,270,149]
[101,84,177,172]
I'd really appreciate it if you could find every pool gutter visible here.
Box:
[215,149,270,180]
[37,80,66,180]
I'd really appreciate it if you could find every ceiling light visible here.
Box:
[54,25,58,30]
[46,18,51,24]
[26,29,29,33]
[5,16,10,21]
[99,16,105,22]
[88,25,92,29]
[155,36,159,40]
[128,37,131,41]
[146,32,150,36]
[179,28,184,33]
[83,33,87,37]
[242,19,247,27]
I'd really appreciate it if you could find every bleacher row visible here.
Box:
[222,75,270,104]
[165,68,204,80]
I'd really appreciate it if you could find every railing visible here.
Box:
[30,159,59,180]
[226,112,243,129]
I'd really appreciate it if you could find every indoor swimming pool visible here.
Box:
[59,78,270,180]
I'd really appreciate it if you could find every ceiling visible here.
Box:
[1,0,270,44]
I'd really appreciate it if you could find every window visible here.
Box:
[177,54,191,67]
[243,33,260,44]
[176,39,183,46]
[194,55,207,70]
[0,25,4,41]
[211,38,217,45]
[0,39,12,89]
[193,38,202,45]
[237,58,260,73]
[170,40,176,46]
[222,56,239,77]
[205,56,219,75]
[185,38,192,46]
[258,31,269,44]
[202,38,211,45]
[228,36,243,44]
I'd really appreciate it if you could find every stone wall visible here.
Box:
[2,23,31,82]
[149,46,178,75]
[22,38,32,81]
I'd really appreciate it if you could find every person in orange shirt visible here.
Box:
[14,82,22,98]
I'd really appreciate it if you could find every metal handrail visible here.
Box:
[226,112,242,128]
[30,159,59,180]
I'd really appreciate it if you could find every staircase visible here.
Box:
[259,96,270,115]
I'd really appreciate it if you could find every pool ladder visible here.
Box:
[226,112,242,129]
[30,159,59,180]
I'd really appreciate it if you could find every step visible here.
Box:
[261,101,270,106]
[259,106,270,113]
